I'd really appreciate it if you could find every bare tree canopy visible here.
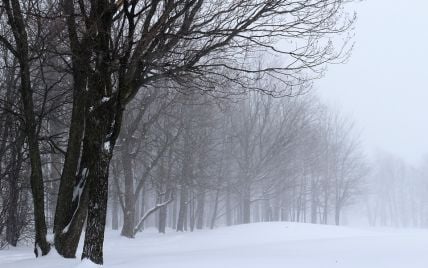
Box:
[0,0,357,265]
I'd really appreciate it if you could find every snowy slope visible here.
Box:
[1,222,428,268]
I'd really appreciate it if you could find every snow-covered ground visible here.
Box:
[1,222,428,267]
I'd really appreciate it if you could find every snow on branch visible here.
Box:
[133,198,173,236]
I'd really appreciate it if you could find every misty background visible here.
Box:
[319,0,428,165]
[1,0,428,267]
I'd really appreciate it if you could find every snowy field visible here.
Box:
[1,222,428,268]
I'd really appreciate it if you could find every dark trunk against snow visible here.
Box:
[54,150,91,257]
[81,114,114,264]
[5,134,24,246]
[81,1,119,262]
[53,0,91,258]
[6,178,19,246]
[3,0,51,255]
[80,97,123,264]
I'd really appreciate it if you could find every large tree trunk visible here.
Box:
[53,0,90,257]
[53,77,87,255]
[81,137,112,264]
[54,154,91,257]
[80,1,120,261]
[6,179,19,246]
[81,100,123,264]
[5,133,24,246]
[4,0,50,255]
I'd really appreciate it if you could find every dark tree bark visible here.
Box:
[0,0,354,263]
[81,1,122,263]
[5,131,24,246]
[6,178,19,246]
[53,0,91,258]
[2,0,51,255]
[81,75,123,265]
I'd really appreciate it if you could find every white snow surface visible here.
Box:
[1,222,428,268]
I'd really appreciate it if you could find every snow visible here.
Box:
[64,169,89,233]
[76,259,102,268]
[2,222,428,268]
[73,168,88,201]
[103,141,111,153]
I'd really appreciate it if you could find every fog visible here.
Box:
[1,1,428,267]
[319,0,428,165]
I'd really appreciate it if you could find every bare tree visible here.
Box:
[0,0,354,264]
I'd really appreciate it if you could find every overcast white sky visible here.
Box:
[317,0,428,165]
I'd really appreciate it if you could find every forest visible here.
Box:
[1,1,427,267]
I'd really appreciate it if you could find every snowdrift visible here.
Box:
[1,222,428,268]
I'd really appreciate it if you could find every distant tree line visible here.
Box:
[366,152,428,228]
[107,84,368,237]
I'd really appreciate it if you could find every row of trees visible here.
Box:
[0,0,354,264]
[106,86,368,237]
[1,81,368,246]
[366,152,428,228]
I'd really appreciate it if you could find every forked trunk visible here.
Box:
[81,99,122,264]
